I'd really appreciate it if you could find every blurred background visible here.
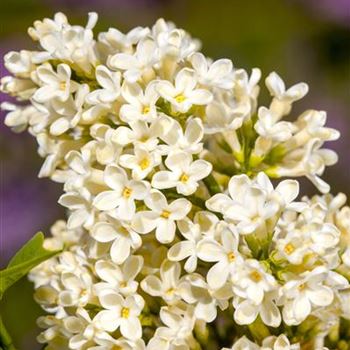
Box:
[0,0,349,348]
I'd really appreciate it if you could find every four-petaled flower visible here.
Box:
[157,68,213,113]
[96,291,145,340]
[152,151,212,195]
[132,190,191,243]
[93,165,150,220]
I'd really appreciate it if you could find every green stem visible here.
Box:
[166,191,207,210]
[188,195,207,210]
[203,173,221,196]
[0,314,16,350]
[245,234,261,258]
[248,316,270,342]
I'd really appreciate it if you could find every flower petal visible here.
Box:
[307,286,333,306]
[160,260,181,288]
[131,211,158,234]
[144,190,167,212]
[141,275,162,296]
[168,198,191,219]
[95,260,122,284]
[151,171,177,190]
[93,190,121,211]
[207,260,229,288]
[195,301,217,322]
[110,236,131,264]
[94,310,120,332]
[275,179,299,204]
[156,219,176,243]
[197,239,224,262]
[98,291,123,310]
[188,89,213,105]
[234,300,259,325]
[176,68,196,93]
[293,295,311,323]
[120,317,142,340]
[168,241,194,261]
[104,165,126,191]
[91,222,118,243]
[260,299,281,327]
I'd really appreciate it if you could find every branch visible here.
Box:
[0,314,17,350]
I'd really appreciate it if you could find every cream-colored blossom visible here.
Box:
[2,12,348,350]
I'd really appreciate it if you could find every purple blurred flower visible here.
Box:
[1,39,63,266]
[1,181,64,263]
[299,0,350,27]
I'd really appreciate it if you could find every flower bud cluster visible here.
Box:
[2,12,349,350]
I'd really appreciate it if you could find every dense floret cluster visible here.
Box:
[2,12,350,350]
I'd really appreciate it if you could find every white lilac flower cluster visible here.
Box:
[2,12,350,350]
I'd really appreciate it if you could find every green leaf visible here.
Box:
[0,232,60,299]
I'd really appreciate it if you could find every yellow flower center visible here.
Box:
[284,243,295,255]
[112,346,122,350]
[180,173,189,183]
[59,81,66,90]
[140,135,149,142]
[252,215,260,223]
[122,187,132,198]
[175,94,186,103]
[250,270,262,282]
[119,227,129,236]
[166,288,175,296]
[119,281,127,288]
[227,252,236,262]
[161,210,171,219]
[121,307,130,318]
[142,106,150,114]
[298,283,306,291]
[139,157,150,170]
